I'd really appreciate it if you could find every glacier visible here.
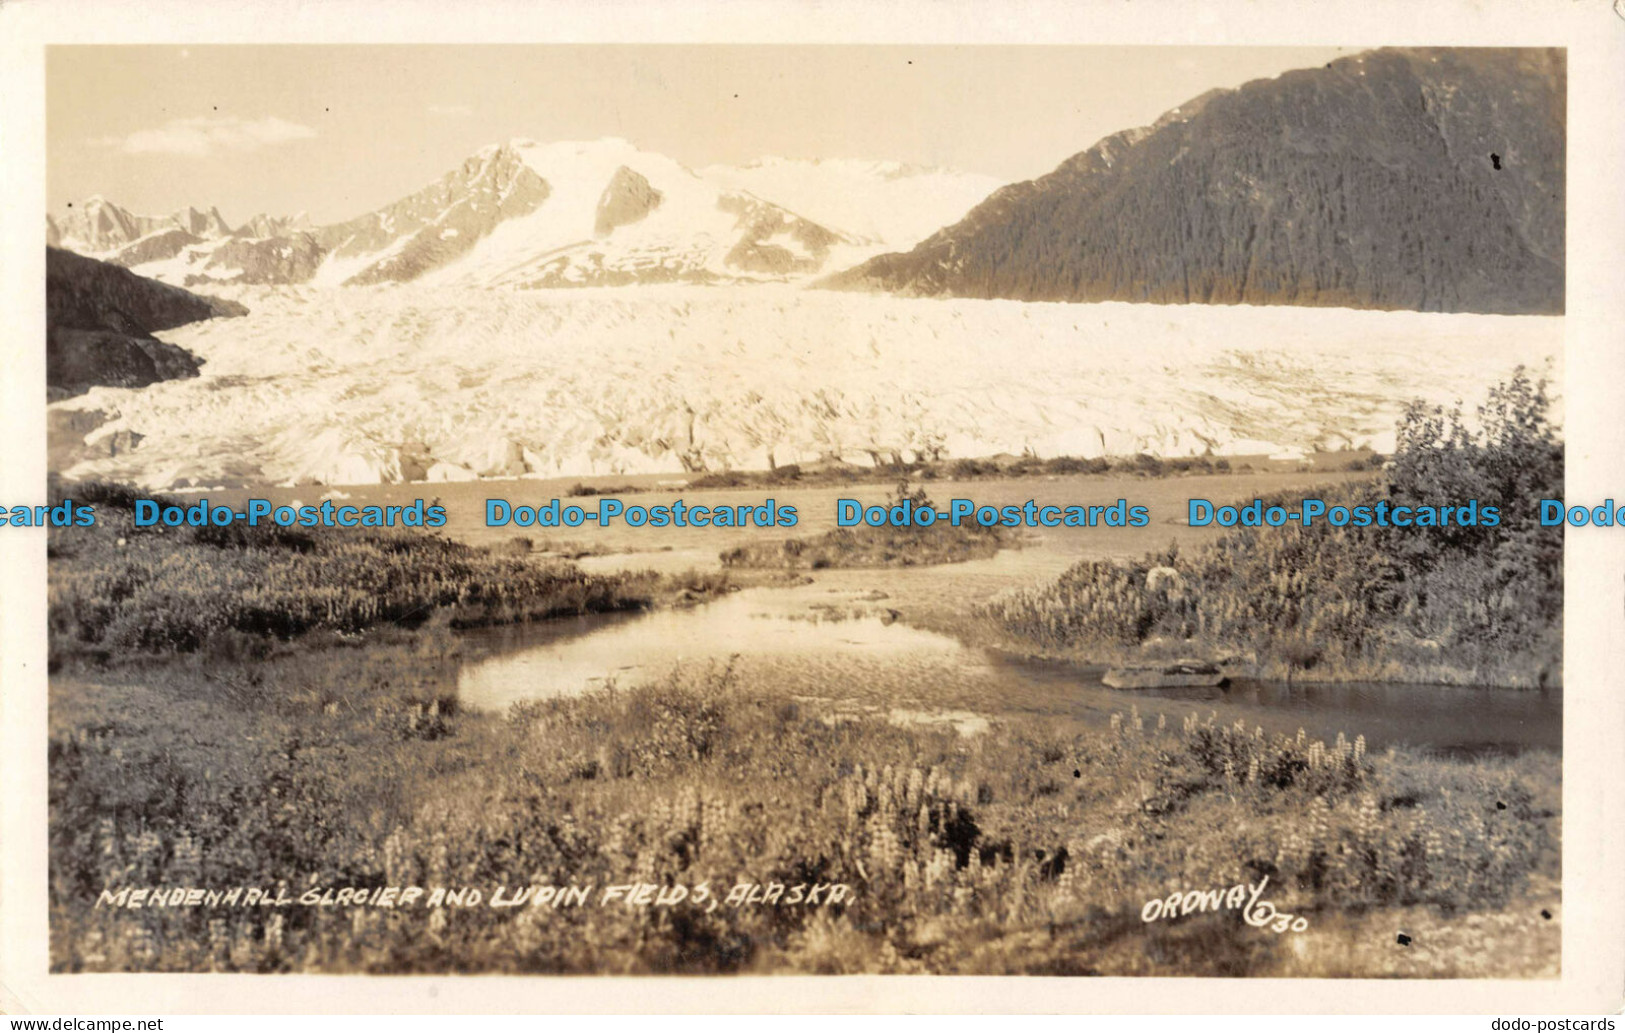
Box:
[48,284,1562,490]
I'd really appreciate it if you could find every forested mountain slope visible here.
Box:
[825,48,1565,315]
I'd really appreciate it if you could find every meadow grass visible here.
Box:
[43,374,1561,975]
[50,638,1557,975]
[719,522,1005,571]
[46,481,727,668]
[719,480,1007,571]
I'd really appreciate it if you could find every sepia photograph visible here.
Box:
[33,41,1571,981]
[0,0,1614,1012]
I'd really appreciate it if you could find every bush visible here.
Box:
[48,486,660,661]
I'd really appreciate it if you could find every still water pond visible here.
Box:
[457,587,1560,753]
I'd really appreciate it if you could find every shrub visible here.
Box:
[721,480,1005,570]
[48,486,661,661]
[978,371,1563,687]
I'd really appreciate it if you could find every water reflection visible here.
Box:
[457,591,969,714]
[997,655,1561,753]
[457,588,1560,753]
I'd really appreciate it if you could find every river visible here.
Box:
[456,581,1560,753]
[201,468,1559,753]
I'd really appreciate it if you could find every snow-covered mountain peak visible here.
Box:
[169,205,233,239]
[500,137,699,245]
[50,139,1005,289]
[235,212,309,240]
[702,157,1004,250]
[418,138,868,288]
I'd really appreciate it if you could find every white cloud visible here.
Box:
[427,104,475,117]
[100,116,317,157]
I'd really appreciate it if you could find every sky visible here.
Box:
[47,45,1356,227]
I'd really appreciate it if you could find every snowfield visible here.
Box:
[50,285,1562,489]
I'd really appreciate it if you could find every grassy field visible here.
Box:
[719,481,1008,571]
[47,480,734,670]
[44,376,1561,975]
[45,485,1560,974]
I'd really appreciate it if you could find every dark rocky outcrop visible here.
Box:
[825,48,1564,315]
[168,206,232,239]
[46,329,203,402]
[46,247,245,399]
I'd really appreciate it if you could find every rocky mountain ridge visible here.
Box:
[48,140,1003,291]
[824,48,1565,315]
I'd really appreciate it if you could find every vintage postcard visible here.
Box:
[2,0,1622,1016]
